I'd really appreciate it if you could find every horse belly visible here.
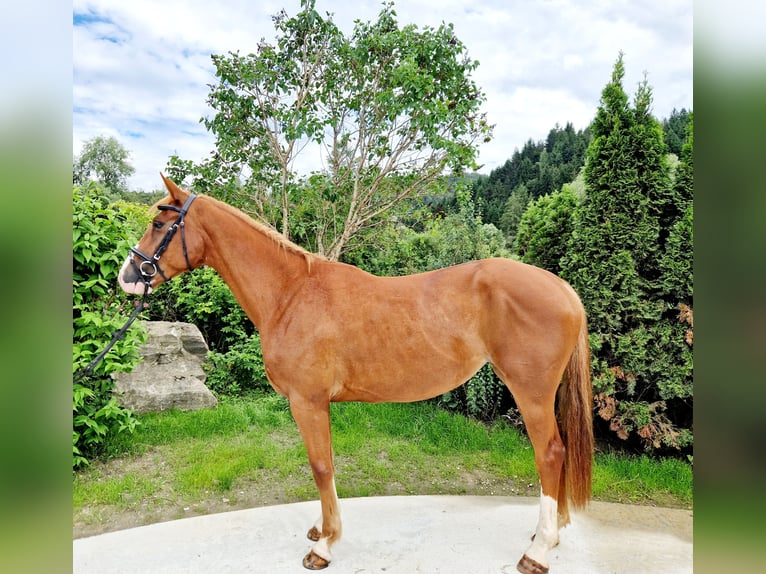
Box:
[332,328,487,403]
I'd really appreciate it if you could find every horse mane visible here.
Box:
[202,194,322,271]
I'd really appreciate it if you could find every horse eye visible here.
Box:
[153,220,164,230]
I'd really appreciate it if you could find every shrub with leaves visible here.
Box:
[438,363,506,421]
[348,187,509,276]
[72,184,150,468]
[204,334,269,395]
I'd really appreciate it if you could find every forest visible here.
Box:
[73,1,692,469]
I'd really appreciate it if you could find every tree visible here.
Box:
[662,108,690,156]
[169,0,492,260]
[564,56,660,330]
[471,123,589,227]
[661,114,693,302]
[631,79,676,280]
[497,183,530,247]
[671,112,693,211]
[561,54,691,452]
[73,135,135,195]
[515,184,578,275]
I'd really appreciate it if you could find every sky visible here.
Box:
[73,0,693,192]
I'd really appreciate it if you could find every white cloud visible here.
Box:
[480,86,594,169]
[73,0,693,192]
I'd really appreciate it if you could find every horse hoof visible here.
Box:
[307,526,322,541]
[303,551,330,570]
[517,554,549,574]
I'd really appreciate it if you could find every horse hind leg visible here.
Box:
[493,365,565,574]
[289,398,342,570]
[520,422,565,574]
[521,412,565,574]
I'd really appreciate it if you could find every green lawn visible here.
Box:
[74,394,692,535]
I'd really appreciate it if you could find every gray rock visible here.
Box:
[113,321,217,413]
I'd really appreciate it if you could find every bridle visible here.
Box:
[129,193,197,285]
[129,193,197,284]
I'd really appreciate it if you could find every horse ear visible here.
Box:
[160,172,189,202]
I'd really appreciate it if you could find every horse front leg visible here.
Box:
[290,398,341,570]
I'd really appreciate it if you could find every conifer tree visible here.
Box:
[498,183,530,247]
[563,54,660,334]
[516,184,577,276]
[562,54,691,451]
[655,115,693,438]
[660,114,693,303]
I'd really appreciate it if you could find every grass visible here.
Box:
[593,451,693,507]
[73,394,692,536]
[72,472,160,507]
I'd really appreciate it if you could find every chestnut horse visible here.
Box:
[118,175,593,574]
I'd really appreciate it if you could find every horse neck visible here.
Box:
[197,197,310,331]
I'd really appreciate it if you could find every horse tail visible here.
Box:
[556,311,593,522]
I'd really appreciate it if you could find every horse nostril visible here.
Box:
[119,257,139,283]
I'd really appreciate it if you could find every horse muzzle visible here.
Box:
[118,255,154,295]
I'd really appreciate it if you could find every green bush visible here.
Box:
[345,187,510,276]
[438,364,506,422]
[204,334,269,395]
[72,184,151,468]
[516,184,578,275]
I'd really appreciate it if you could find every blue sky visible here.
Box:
[73,0,693,192]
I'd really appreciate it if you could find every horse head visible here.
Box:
[118,174,204,295]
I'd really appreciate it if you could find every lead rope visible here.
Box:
[74,280,151,383]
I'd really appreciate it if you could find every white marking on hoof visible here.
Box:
[524,493,558,567]
[310,537,333,562]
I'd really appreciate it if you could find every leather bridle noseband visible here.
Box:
[129,193,197,285]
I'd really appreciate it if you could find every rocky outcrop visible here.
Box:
[113,321,217,413]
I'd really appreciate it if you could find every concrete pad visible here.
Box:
[73,496,692,573]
